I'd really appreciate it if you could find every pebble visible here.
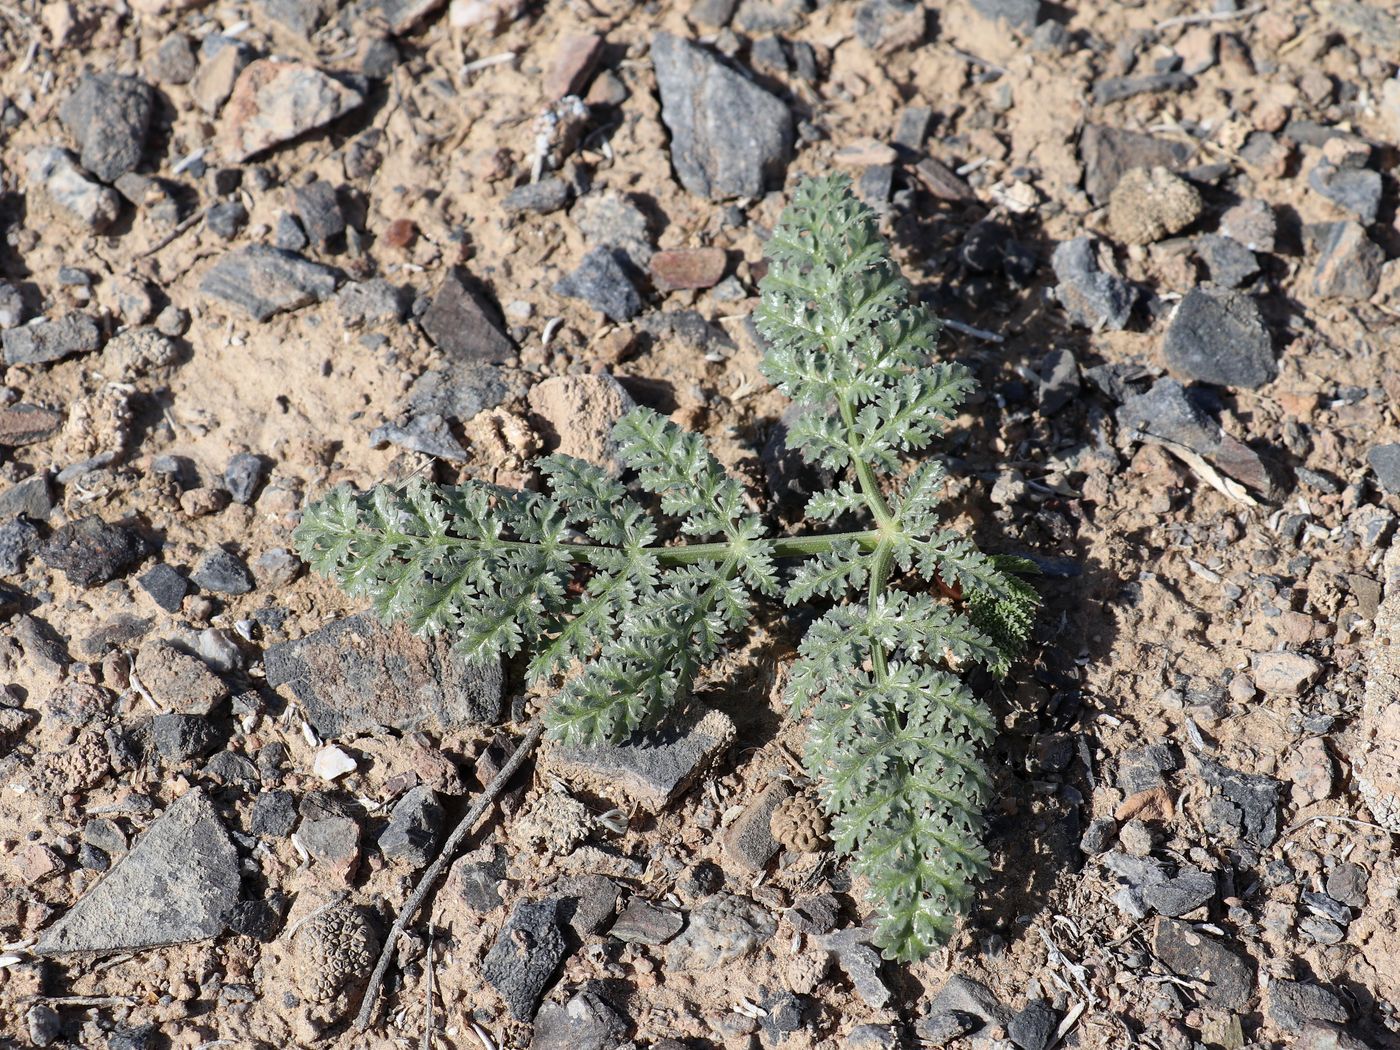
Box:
[35,789,239,954]
[854,0,928,51]
[1162,288,1275,389]
[134,640,228,715]
[0,473,54,519]
[39,516,150,587]
[336,278,406,328]
[847,1024,899,1050]
[150,32,197,84]
[1325,862,1368,908]
[926,975,1011,1032]
[2,311,102,367]
[420,267,515,363]
[0,404,64,447]
[27,1004,62,1046]
[1080,123,1194,204]
[915,1010,980,1047]
[0,280,22,328]
[483,899,568,1021]
[612,898,685,945]
[1152,917,1253,1008]
[1094,71,1195,106]
[1195,755,1281,850]
[1220,198,1276,252]
[1310,221,1383,300]
[1051,237,1136,330]
[531,990,628,1050]
[296,800,361,881]
[26,147,121,229]
[191,548,254,594]
[1367,444,1400,493]
[250,789,297,837]
[1008,999,1058,1050]
[651,32,794,200]
[138,563,190,613]
[1109,166,1202,245]
[378,784,443,867]
[553,247,642,322]
[224,452,268,504]
[1309,158,1382,225]
[58,73,155,182]
[149,712,221,762]
[1251,650,1323,697]
[1265,980,1348,1033]
[274,211,308,251]
[220,60,366,162]
[313,744,357,781]
[1196,234,1258,289]
[573,191,653,268]
[453,846,507,913]
[544,31,604,99]
[650,247,727,290]
[503,176,573,215]
[293,179,345,244]
[371,364,506,461]
[0,517,39,575]
[200,245,340,322]
[205,200,248,239]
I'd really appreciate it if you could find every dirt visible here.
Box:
[1,0,1399,1048]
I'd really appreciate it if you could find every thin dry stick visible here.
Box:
[354,721,545,1032]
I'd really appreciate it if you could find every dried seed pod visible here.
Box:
[770,792,828,853]
[292,902,379,1006]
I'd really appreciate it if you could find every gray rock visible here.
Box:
[0,517,39,575]
[651,32,794,200]
[722,779,791,872]
[370,364,508,460]
[1079,123,1195,205]
[573,191,653,267]
[818,930,889,1009]
[59,73,155,182]
[1051,237,1135,330]
[264,610,503,737]
[1141,867,1217,917]
[192,548,254,594]
[1117,377,1219,452]
[420,268,514,363]
[1220,199,1276,252]
[0,280,23,329]
[39,516,150,587]
[336,279,405,328]
[200,245,340,322]
[296,797,361,876]
[530,989,628,1050]
[378,784,443,867]
[1309,161,1382,225]
[205,200,248,239]
[1080,817,1117,855]
[1163,288,1275,389]
[557,874,620,937]
[218,59,365,162]
[1310,221,1383,300]
[1037,346,1080,416]
[293,179,345,244]
[1009,999,1058,1050]
[735,0,807,33]
[2,312,102,366]
[138,564,190,613]
[274,212,308,251]
[454,845,507,913]
[36,790,239,953]
[924,975,1010,1037]
[1266,981,1348,1033]
[1370,444,1400,494]
[484,899,568,1021]
[1325,861,1369,908]
[611,898,684,945]
[27,1004,62,1046]
[224,453,268,504]
[1197,234,1258,289]
[503,177,573,215]
[969,0,1041,28]
[0,405,63,449]
[854,0,926,50]
[1093,72,1194,105]
[149,713,222,762]
[668,891,775,968]
[250,789,297,837]
[26,147,122,230]
[1154,918,1253,1008]
[134,640,229,715]
[151,33,197,84]
[554,247,642,322]
[1195,755,1280,849]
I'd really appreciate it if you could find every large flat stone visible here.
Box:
[264,611,503,738]
[200,245,340,322]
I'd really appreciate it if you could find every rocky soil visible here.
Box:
[1,0,1400,1048]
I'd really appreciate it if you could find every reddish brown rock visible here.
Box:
[219,60,364,163]
[544,32,604,100]
[650,247,728,291]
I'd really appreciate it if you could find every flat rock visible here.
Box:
[554,247,641,322]
[722,779,792,872]
[191,548,254,594]
[36,790,239,954]
[484,899,568,1021]
[854,0,927,51]
[1117,377,1218,451]
[371,365,507,461]
[1196,234,1259,289]
[134,640,229,715]
[503,177,573,215]
[1162,288,1275,389]
[817,930,889,1009]
[219,60,365,163]
[264,610,503,738]
[1152,917,1253,1009]
[39,516,150,588]
[1310,221,1383,300]
[1052,237,1136,330]
[651,32,794,200]
[378,785,443,867]
[200,246,340,322]
[1194,755,1280,849]
[0,405,64,447]
[1080,124,1196,205]
[1369,444,1400,494]
[611,898,685,945]
[573,191,653,268]
[543,31,605,99]
[3,312,102,367]
[420,267,514,363]
[530,989,628,1050]
[1309,159,1382,225]
[969,0,1041,29]
[650,247,727,290]
[1008,999,1058,1050]
[138,563,190,613]
[1266,981,1348,1034]
[1220,198,1276,252]
[59,73,155,182]
[927,974,1011,1030]
[544,706,733,813]
[1094,71,1194,106]
[1251,650,1323,697]
[25,147,121,230]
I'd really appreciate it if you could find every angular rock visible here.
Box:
[1008,999,1058,1050]
[1309,160,1382,225]
[611,898,684,945]
[293,180,345,244]
[503,177,573,215]
[336,278,405,328]
[1370,444,1400,494]
[1251,650,1323,697]
[59,73,155,182]
[378,785,443,867]
[250,790,298,838]
[650,247,727,290]
[200,246,340,322]
[1153,918,1253,1009]
[969,0,1041,29]
[134,640,228,715]
[1116,377,1219,451]
[2,312,102,367]
[573,191,653,268]
[1310,221,1383,300]
[149,712,222,762]
[651,32,794,200]
[192,38,254,116]
[1142,867,1217,918]
[1196,234,1258,289]
[39,516,149,587]
[370,365,507,461]
[1163,288,1275,389]
[296,797,361,880]
[855,0,927,51]
[1220,199,1276,253]
[557,874,620,937]
[1080,124,1196,205]
[224,453,268,504]
[927,975,1011,1030]
[530,989,628,1050]
[483,899,568,1021]
[454,845,507,913]
[138,564,190,613]
[264,611,503,737]
[1094,72,1194,106]
[1266,981,1348,1034]
[544,707,733,813]
[421,268,514,363]
[36,790,239,953]
[544,31,605,100]
[0,405,63,447]
[0,518,39,575]
[722,779,792,872]
[191,548,254,594]
[817,930,889,1009]
[1194,755,1280,849]
[1109,166,1202,245]
[26,147,122,230]
[554,247,641,322]
[1052,237,1136,330]
[220,60,365,162]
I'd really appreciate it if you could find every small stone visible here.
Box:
[1008,999,1058,1050]
[133,640,229,715]
[39,516,150,587]
[847,1024,899,1050]
[1118,819,1154,857]
[1196,234,1259,289]
[969,0,1041,30]
[274,212,308,251]
[1251,651,1323,697]
[1152,917,1253,1009]
[151,32,197,84]
[27,1004,62,1046]
[724,780,793,872]
[293,180,345,244]
[1094,72,1195,105]
[250,790,297,837]
[313,744,357,781]
[0,474,51,521]
[1370,444,1400,494]
[1309,159,1382,225]
[0,404,63,447]
[650,247,727,291]
[224,453,268,504]
[1117,377,1220,453]
[1220,199,1276,252]
[1285,738,1336,807]
[27,146,121,229]
[0,518,39,575]
[1325,862,1368,909]
[1162,288,1275,389]
[1080,817,1117,855]
[573,191,653,267]
[1195,755,1280,849]
[420,267,514,363]
[378,785,443,866]
[1109,166,1202,245]
[927,975,1011,1031]
[544,31,604,99]
[916,1011,980,1047]
[205,200,248,239]
[36,790,239,954]
[138,564,190,613]
[220,60,365,162]
[3,312,102,367]
[1310,221,1383,300]
[554,247,641,322]
[556,874,620,936]
[503,177,573,215]
[1266,980,1348,1033]
[530,989,628,1050]
[200,245,340,322]
[0,281,23,328]
[59,73,155,182]
[1052,237,1136,330]
[192,548,254,594]
[155,305,190,337]
[297,799,361,880]
[149,712,221,762]
[1080,124,1195,204]
[1142,867,1218,917]
[192,39,254,115]
[611,898,685,945]
[651,32,794,200]
[817,930,890,1009]
[484,900,568,1021]
[854,0,927,51]
[526,373,637,469]
[668,892,775,967]
[336,278,405,328]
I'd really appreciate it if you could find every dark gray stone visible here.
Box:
[1310,220,1384,300]
[2,312,102,366]
[224,453,268,504]
[483,899,568,1021]
[1080,123,1196,205]
[39,516,150,587]
[273,212,308,251]
[969,0,1041,28]
[1196,756,1280,848]
[1117,378,1219,452]
[846,1024,899,1050]
[296,796,360,872]
[1080,817,1117,855]
[691,0,738,27]
[336,278,405,328]
[204,749,257,785]
[420,268,514,363]
[370,364,507,460]
[723,780,791,872]
[264,610,503,737]
[1093,72,1194,105]
[378,784,443,867]
[927,975,1011,1029]
[200,246,340,322]
[1325,861,1369,909]
[1142,867,1217,917]
[138,563,190,613]
[1038,346,1080,416]
[916,1010,980,1046]
[36,789,239,953]
[894,105,933,150]
[853,0,925,49]
[250,789,298,837]
[225,894,285,940]
[59,73,154,182]
[0,517,39,575]
[1009,999,1058,1050]
[1051,237,1135,330]
[1266,980,1348,1033]
[77,614,153,657]
[1153,918,1253,1009]
[454,845,507,912]
[553,247,642,322]
[192,548,254,594]
[1369,444,1400,494]
[759,991,808,1041]
[1163,288,1275,389]
[151,33,197,84]
[557,874,620,937]
[530,989,628,1050]
[293,180,345,244]
[503,177,572,215]
[611,898,685,945]
[149,713,221,762]
[1309,161,1382,225]
[1197,234,1258,288]
[205,201,248,239]
[651,32,794,200]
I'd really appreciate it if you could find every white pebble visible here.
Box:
[313,745,356,781]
